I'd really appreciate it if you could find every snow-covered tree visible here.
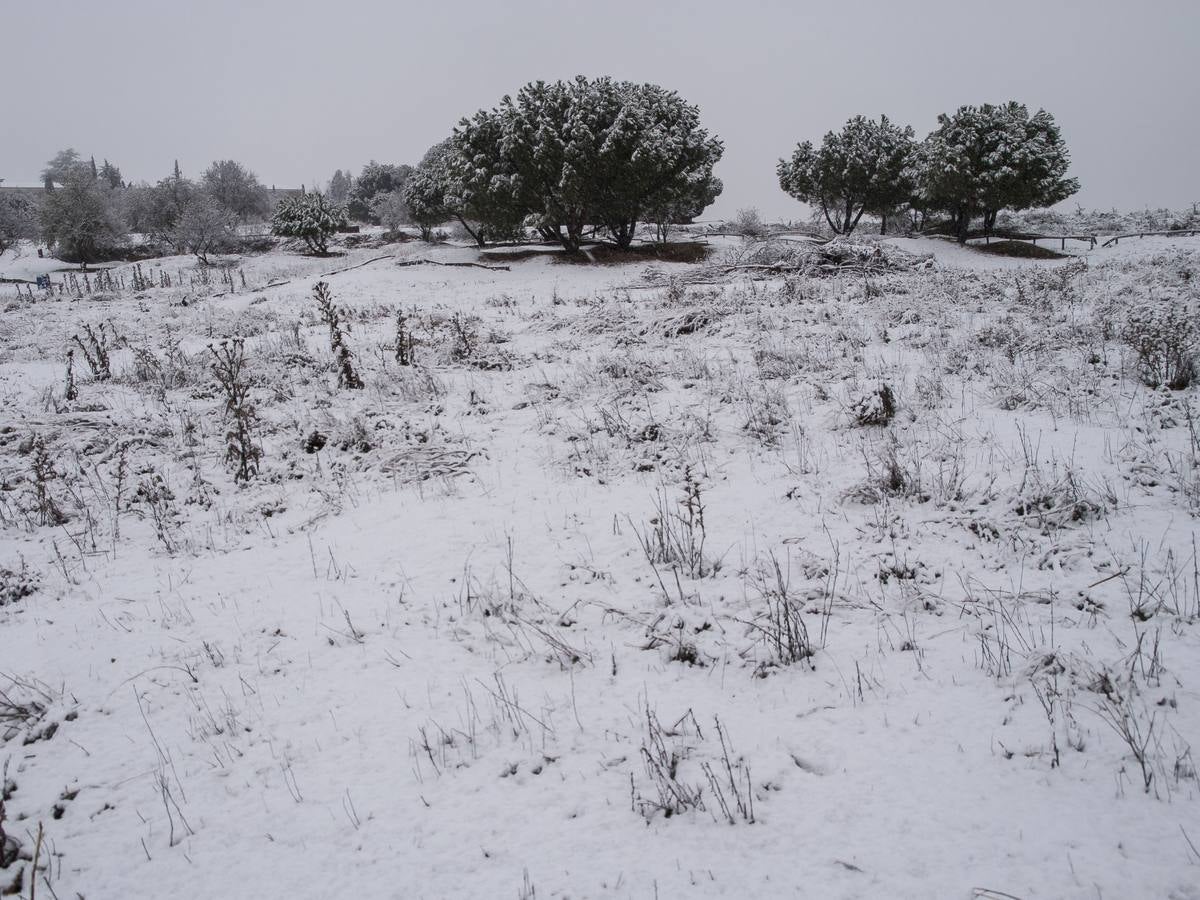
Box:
[348,162,413,223]
[41,148,88,189]
[174,194,236,263]
[448,76,723,252]
[370,190,410,232]
[402,136,523,246]
[916,102,1079,241]
[442,112,527,246]
[328,169,353,205]
[98,159,123,189]
[645,173,723,242]
[271,193,346,254]
[778,115,916,236]
[202,160,270,222]
[40,167,126,263]
[403,141,454,241]
[0,188,39,254]
[123,167,196,246]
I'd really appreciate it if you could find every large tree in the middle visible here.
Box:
[450,76,723,252]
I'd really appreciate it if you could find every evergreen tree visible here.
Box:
[916,102,1079,241]
[778,115,916,236]
[328,169,353,205]
[448,76,723,252]
[403,141,454,241]
[645,174,723,243]
[99,159,123,189]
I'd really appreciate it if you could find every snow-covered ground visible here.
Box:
[1,233,1199,899]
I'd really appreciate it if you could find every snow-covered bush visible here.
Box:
[849,383,896,426]
[0,562,38,606]
[730,207,768,239]
[271,193,346,255]
[0,187,38,254]
[778,115,915,236]
[1122,301,1198,389]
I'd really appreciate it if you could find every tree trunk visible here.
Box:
[610,220,636,249]
[456,216,484,248]
[847,204,866,236]
[879,214,887,236]
[556,223,583,254]
[822,204,843,235]
[956,209,970,244]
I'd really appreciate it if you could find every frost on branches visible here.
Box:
[271,193,347,255]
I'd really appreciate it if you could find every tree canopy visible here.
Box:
[415,77,723,251]
[915,102,1079,240]
[203,160,270,222]
[778,115,916,236]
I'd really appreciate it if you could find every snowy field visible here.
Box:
[2,233,1200,899]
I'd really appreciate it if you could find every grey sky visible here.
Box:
[5,0,1197,220]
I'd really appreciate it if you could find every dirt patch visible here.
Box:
[975,240,1069,259]
[556,241,711,265]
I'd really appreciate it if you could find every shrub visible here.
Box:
[730,207,768,239]
[849,383,897,426]
[313,282,363,389]
[209,339,261,483]
[1122,302,1197,389]
[271,193,346,254]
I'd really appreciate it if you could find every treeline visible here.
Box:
[289,77,721,254]
[270,76,724,256]
[0,150,278,263]
[1,80,1089,263]
[779,102,1079,241]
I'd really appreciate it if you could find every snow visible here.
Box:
[1,234,1199,899]
[0,246,73,282]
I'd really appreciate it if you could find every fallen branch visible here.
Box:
[395,258,511,272]
[209,253,398,298]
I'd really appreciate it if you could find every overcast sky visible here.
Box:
[4,0,1197,220]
